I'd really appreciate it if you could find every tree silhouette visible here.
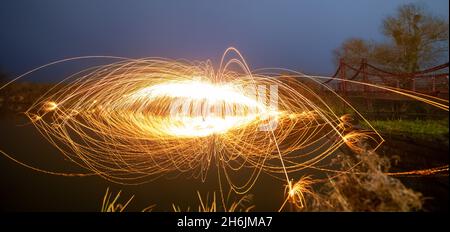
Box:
[335,3,448,73]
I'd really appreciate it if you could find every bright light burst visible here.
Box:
[20,48,384,191]
[0,47,447,211]
[121,79,275,137]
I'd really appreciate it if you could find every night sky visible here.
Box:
[0,0,448,82]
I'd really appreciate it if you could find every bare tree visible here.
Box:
[334,3,448,73]
[333,38,373,68]
[381,3,448,72]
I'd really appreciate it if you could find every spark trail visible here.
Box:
[0,48,447,211]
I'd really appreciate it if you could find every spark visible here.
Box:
[44,101,58,111]
[279,175,316,211]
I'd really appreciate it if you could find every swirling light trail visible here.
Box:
[0,48,447,211]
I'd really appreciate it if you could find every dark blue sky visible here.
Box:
[0,0,448,81]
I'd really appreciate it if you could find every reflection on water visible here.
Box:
[0,115,289,211]
[0,114,448,211]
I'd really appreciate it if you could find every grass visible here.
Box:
[306,151,424,212]
[172,191,255,212]
[101,187,134,212]
[361,118,449,141]
[101,187,155,212]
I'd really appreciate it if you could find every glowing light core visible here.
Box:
[123,80,279,137]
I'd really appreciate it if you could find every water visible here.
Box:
[1,115,447,211]
[0,115,288,211]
